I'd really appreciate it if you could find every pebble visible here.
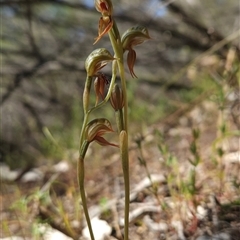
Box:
[21,168,44,182]
[38,224,73,240]
[52,161,70,173]
[0,163,19,181]
[82,217,112,240]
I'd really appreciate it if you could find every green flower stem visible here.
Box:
[108,21,128,133]
[115,109,124,133]
[79,112,90,148]
[78,140,95,240]
[118,63,128,133]
[83,76,93,114]
[119,130,129,240]
[109,21,129,240]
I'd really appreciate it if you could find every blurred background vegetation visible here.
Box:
[1,0,239,168]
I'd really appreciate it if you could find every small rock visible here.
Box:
[21,168,44,182]
[52,161,70,173]
[0,163,19,181]
[38,224,73,240]
[196,205,207,220]
[82,217,112,240]
[223,152,240,164]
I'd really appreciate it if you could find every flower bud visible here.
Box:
[85,48,115,76]
[95,0,113,17]
[110,84,124,111]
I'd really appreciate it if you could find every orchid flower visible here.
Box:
[85,118,118,147]
[94,0,114,44]
[121,26,151,78]
[85,48,115,76]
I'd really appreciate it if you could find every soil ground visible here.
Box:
[1,93,240,240]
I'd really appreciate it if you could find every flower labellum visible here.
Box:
[127,49,137,78]
[94,72,110,105]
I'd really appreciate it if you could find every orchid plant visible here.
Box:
[78,1,150,239]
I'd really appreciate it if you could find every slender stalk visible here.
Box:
[119,131,129,240]
[108,21,129,133]
[108,21,130,240]
[115,109,124,133]
[78,141,95,240]
[83,76,92,114]
[118,61,128,133]
[79,113,89,148]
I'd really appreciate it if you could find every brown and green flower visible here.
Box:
[121,26,151,78]
[85,118,118,147]
[94,0,114,44]
[85,48,115,76]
